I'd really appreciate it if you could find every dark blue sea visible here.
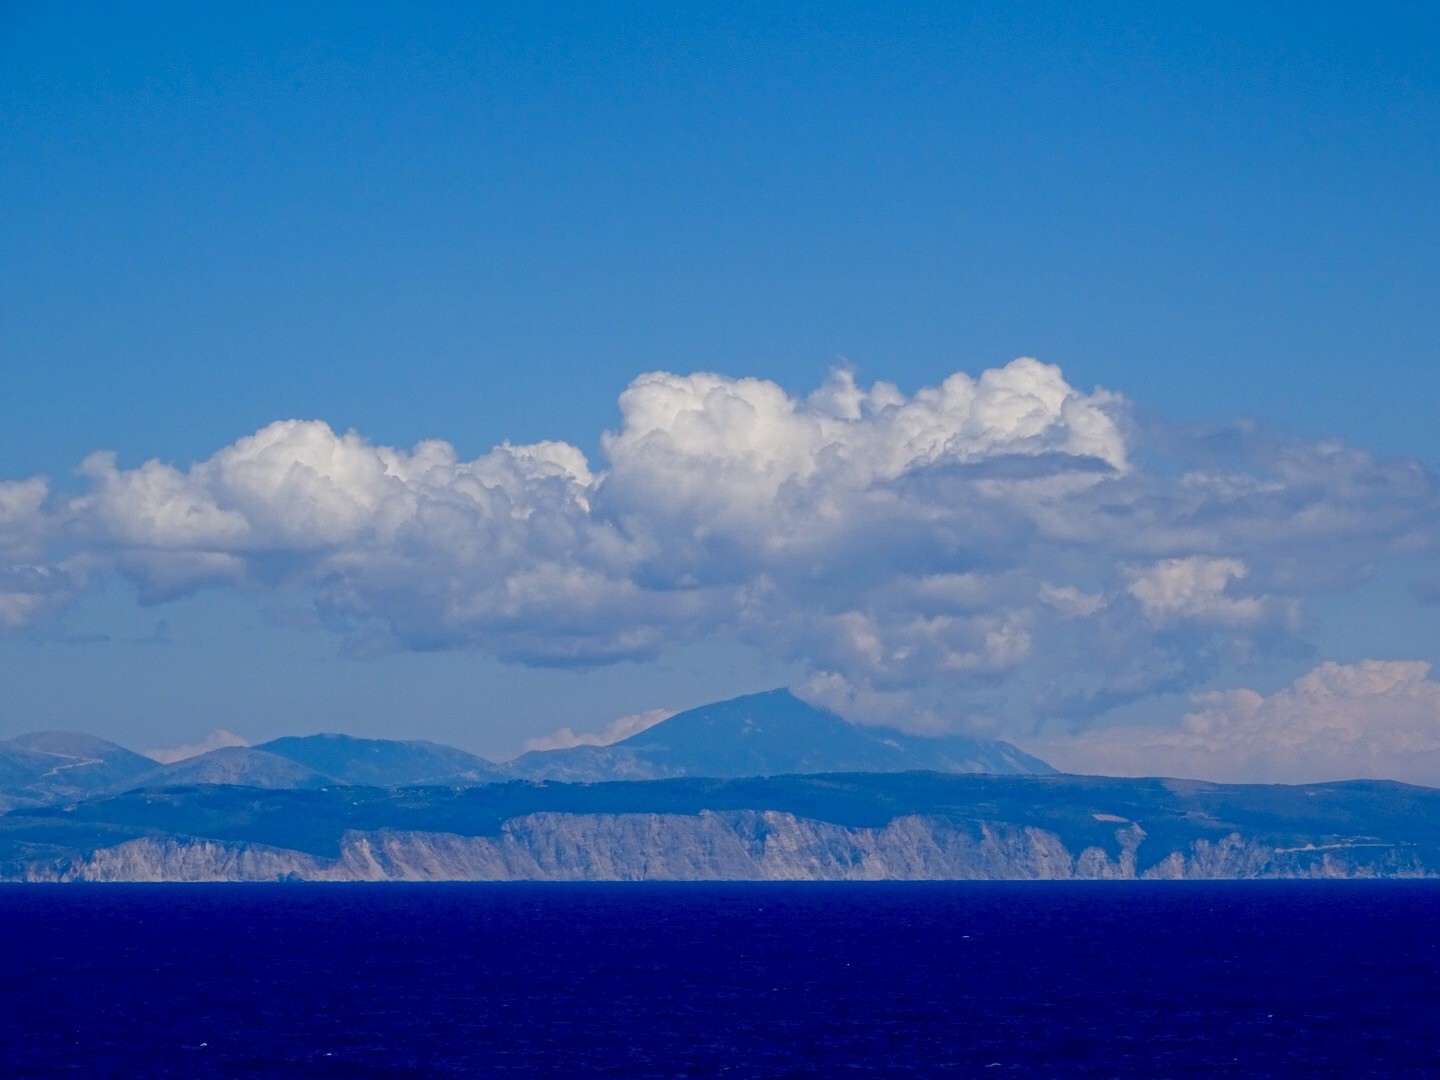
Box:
[3,882,1438,1077]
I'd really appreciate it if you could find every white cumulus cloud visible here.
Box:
[0,477,76,629]
[1126,556,1293,628]
[1,357,1437,738]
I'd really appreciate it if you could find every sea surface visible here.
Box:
[2,881,1438,1077]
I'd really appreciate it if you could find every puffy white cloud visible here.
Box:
[63,418,614,657]
[1036,660,1440,785]
[0,477,76,628]
[71,421,597,555]
[602,359,1126,520]
[522,708,674,752]
[1126,556,1293,628]
[2,357,1439,740]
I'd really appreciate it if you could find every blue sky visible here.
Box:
[2,3,1439,779]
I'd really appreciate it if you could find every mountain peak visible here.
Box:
[0,731,157,808]
[5,731,152,764]
[513,688,1053,782]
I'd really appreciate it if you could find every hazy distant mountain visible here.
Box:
[509,689,1054,782]
[7,772,1439,882]
[258,734,505,787]
[128,746,332,791]
[0,688,1050,806]
[0,732,155,809]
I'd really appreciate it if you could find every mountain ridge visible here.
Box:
[0,688,1053,805]
[257,734,506,787]
[129,746,333,791]
[0,731,155,810]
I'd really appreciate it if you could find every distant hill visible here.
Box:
[510,689,1053,781]
[127,747,332,791]
[258,734,505,787]
[0,732,155,809]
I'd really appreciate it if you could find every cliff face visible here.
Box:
[24,811,1434,883]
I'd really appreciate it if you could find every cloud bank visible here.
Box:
[3,357,1438,749]
[1038,660,1440,786]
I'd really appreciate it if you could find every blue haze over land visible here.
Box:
[0,690,1049,811]
[1,4,1438,783]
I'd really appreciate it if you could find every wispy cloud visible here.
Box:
[145,729,249,764]
[522,709,674,752]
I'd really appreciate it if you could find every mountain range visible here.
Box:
[5,687,1438,882]
[0,689,1050,809]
